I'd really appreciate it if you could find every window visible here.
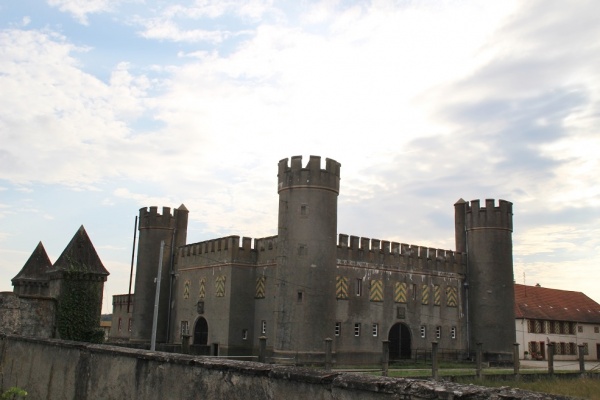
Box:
[128,318,132,332]
[578,325,583,333]
[412,284,417,300]
[583,342,589,355]
[300,204,308,216]
[372,323,378,337]
[181,320,189,336]
[118,318,122,332]
[354,323,361,336]
[420,325,426,338]
[335,322,341,337]
[356,279,362,296]
[436,326,441,339]
[242,329,248,340]
[261,320,267,334]
[297,244,307,256]
[297,291,304,302]
[595,326,599,333]
[451,326,456,339]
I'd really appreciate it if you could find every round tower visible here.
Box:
[457,199,515,361]
[275,155,341,357]
[131,205,188,344]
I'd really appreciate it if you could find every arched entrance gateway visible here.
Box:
[194,317,208,345]
[388,323,412,360]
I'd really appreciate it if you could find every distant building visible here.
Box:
[109,294,133,341]
[515,284,600,360]
[0,226,109,342]
[114,155,516,363]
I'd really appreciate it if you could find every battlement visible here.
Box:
[112,294,133,306]
[465,199,512,231]
[277,155,341,194]
[138,206,177,229]
[337,234,466,274]
[177,235,279,268]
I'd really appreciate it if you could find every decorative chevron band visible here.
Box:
[183,280,191,299]
[433,285,441,306]
[216,275,226,297]
[199,278,206,299]
[370,279,383,302]
[255,276,266,299]
[421,284,429,305]
[394,282,407,303]
[336,276,349,300]
[446,286,457,307]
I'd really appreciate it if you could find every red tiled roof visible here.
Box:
[514,284,600,324]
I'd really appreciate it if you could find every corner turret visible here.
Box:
[12,242,52,296]
[131,205,189,344]
[457,199,515,361]
[51,226,109,342]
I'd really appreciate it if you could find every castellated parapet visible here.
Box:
[278,155,341,194]
[465,199,513,230]
[139,206,176,229]
[177,235,278,268]
[336,234,466,274]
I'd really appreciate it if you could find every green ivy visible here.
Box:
[56,273,105,344]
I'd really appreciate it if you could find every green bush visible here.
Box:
[1,387,27,400]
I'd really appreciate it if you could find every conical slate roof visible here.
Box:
[12,241,53,283]
[52,226,109,276]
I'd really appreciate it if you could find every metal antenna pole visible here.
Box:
[127,216,138,314]
[150,240,165,351]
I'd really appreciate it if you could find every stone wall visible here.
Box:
[0,292,56,338]
[0,334,568,400]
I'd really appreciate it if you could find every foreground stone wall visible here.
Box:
[0,334,569,400]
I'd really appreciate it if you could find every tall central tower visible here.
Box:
[275,156,341,358]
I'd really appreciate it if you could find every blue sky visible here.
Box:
[1,0,599,313]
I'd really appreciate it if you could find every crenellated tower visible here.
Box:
[275,155,341,357]
[455,198,515,360]
[131,204,188,344]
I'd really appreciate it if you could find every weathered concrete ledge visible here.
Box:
[0,334,573,399]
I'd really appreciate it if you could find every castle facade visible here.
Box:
[125,155,516,363]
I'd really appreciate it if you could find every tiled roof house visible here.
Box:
[514,284,600,360]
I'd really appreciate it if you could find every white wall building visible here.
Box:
[515,284,600,360]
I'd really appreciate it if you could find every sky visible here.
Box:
[1,0,599,314]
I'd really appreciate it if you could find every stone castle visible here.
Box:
[113,155,516,363]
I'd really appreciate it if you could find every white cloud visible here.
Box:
[134,17,233,43]
[47,0,123,25]
[0,29,160,186]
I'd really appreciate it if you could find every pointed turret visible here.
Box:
[51,226,109,342]
[52,225,109,277]
[12,242,53,296]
